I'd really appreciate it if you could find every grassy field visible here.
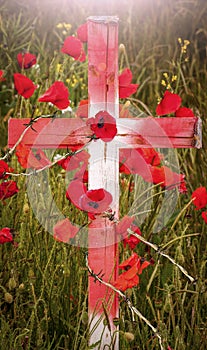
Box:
[0,0,207,349]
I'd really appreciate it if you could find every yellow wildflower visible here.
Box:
[56,22,72,31]
[56,63,62,73]
[184,39,190,46]
[63,23,72,31]
[171,75,177,82]
[56,23,64,29]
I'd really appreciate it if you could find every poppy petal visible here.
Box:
[53,218,79,243]
[0,181,19,200]
[119,68,133,86]
[119,68,139,98]
[76,99,89,118]
[14,73,37,98]
[77,23,88,43]
[61,36,86,62]
[0,227,13,244]
[201,211,207,224]
[58,150,89,171]
[175,106,195,117]
[16,143,51,169]
[79,188,112,214]
[156,91,181,116]
[0,160,13,179]
[38,81,70,109]
[0,70,6,82]
[118,252,139,269]
[192,187,207,210]
[66,179,87,210]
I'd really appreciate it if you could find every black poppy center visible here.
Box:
[88,201,99,209]
[35,153,41,161]
[97,117,105,128]
[124,265,131,271]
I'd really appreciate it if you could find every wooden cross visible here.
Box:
[8,16,201,349]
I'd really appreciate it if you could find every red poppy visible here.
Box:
[16,143,51,169]
[38,81,70,110]
[141,165,187,193]
[123,225,142,249]
[114,253,151,291]
[201,211,207,224]
[0,70,6,82]
[61,36,86,62]
[149,165,174,186]
[76,99,89,118]
[0,181,19,200]
[66,179,87,210]
[175,106,194,118]
[77,22,88,43]
[0,227,13,244]
[191,187,207,210]
[14,73,37,99]
[53,218,79,243]
[79,188,112,214]
[114,263,139,291]
[0,160,13,179]
[17,52,37,69]
[58,150,89,172]
[156,91,181,116]
[88,110,117,142]
[119,68,139,99]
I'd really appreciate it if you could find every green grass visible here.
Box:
[0,0,207,349]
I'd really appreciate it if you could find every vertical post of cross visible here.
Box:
[87,16,119,349]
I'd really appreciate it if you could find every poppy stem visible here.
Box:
[85,252,164,350]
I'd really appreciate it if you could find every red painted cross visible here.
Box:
[8,16,201,349]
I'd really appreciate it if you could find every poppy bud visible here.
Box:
[124,332,135,342]
[119,43,125,53]
[81,311,88,325]
[19,283,25,290]
[113,317,120,326]
[8,277,17,290]
[28,269,35,279]
[4,292,13,303]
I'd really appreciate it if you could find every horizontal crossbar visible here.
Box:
[8,116,201,149]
